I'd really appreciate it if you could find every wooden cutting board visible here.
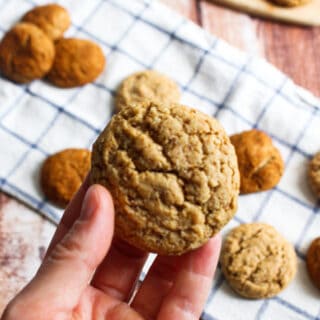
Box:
[211,0,320,26]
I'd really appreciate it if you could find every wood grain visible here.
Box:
[0,193,54,316]
[198,0,320,96]
[199,1,264,54]
[258,22,320,96]
[159,0,199,23]
[164,0,320,95]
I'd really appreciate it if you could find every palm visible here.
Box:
[72,286,144,319]
[71,237,220,320]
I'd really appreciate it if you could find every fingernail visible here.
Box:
[80,186,97,220]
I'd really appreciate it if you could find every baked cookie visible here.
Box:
[306,237,320,290]
[41,149,91,208]
[0,23,55,83]
[91,102,240,255]
[22,4,71,40]
[268,0,311,7]
[47,38,105,88]
[221,223,297,299]
[115,70,180,112]
[308,152,320,198]
[230,129,284,194]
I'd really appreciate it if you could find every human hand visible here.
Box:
[2,178,221,320]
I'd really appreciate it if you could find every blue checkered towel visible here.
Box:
[0,0,320,319]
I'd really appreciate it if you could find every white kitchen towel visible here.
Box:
[0,0,319,319]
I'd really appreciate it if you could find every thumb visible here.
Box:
[22,184,114,309]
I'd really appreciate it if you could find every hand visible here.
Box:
[2,178,221,320]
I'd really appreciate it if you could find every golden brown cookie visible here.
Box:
[22,4,71,40]
[91,101,240,255]
[41,149,91,208]
[221,223,297,299]
[268,0,311,7]
[230,129,284,194]
[47,38,105,88]
[306,237,320,290]
[115,70,180,112]
[308,152,320,198]
[0,22,55,83]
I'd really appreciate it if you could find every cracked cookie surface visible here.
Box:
[221,223,297,299]
[47,38,105,88]
[230,129,284,194]
[306,237,320,290]
[308,152,320,198]
[91,102,239,255]
[0,22,55,83]
[41,149,91,208]
[115,70,180,112]
[22,4,71,40]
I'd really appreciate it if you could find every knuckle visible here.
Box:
[49,226,83,263]
[46,223,93,271]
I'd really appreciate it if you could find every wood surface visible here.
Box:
[0,0,319,316]
[0,194,54,315]
[163,0,320,96]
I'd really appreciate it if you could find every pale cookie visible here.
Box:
[41,149,91,208]
[0,23,55,83]
[115,70,180,112]
[230,129,284,194]
[47,38,105,88]
[22,4,71,40]
[221,223,297,299]
[306,237,320,290]
[269,0,311,6]
[91,102,239,255]
[308,152,320,198]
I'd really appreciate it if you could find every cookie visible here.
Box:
[0,23,55,83]
[91,102,239,255]
[47,38,105,88]
[269,0,311,6]
[308,152,320,198]
[115,70,180,112]
[230,129,284,194]
[221,223,297,299]
[306,237,320,290]
[22,4,71,40]
[41,149,91,208]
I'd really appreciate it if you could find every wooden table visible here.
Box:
[0,0,319,316]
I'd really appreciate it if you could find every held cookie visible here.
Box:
[22,4,71,40]
[230,129,284,194]
[91,102,239,255]
[268,0,311,6]
[306,237,320,290]
[308,152,320,198]
[0,23,55,83]
[221,223,297,299]
[47,38,105,88]
[115,70,180,112]
[41,149,91,208]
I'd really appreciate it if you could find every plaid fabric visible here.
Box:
[0,0,319,318]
